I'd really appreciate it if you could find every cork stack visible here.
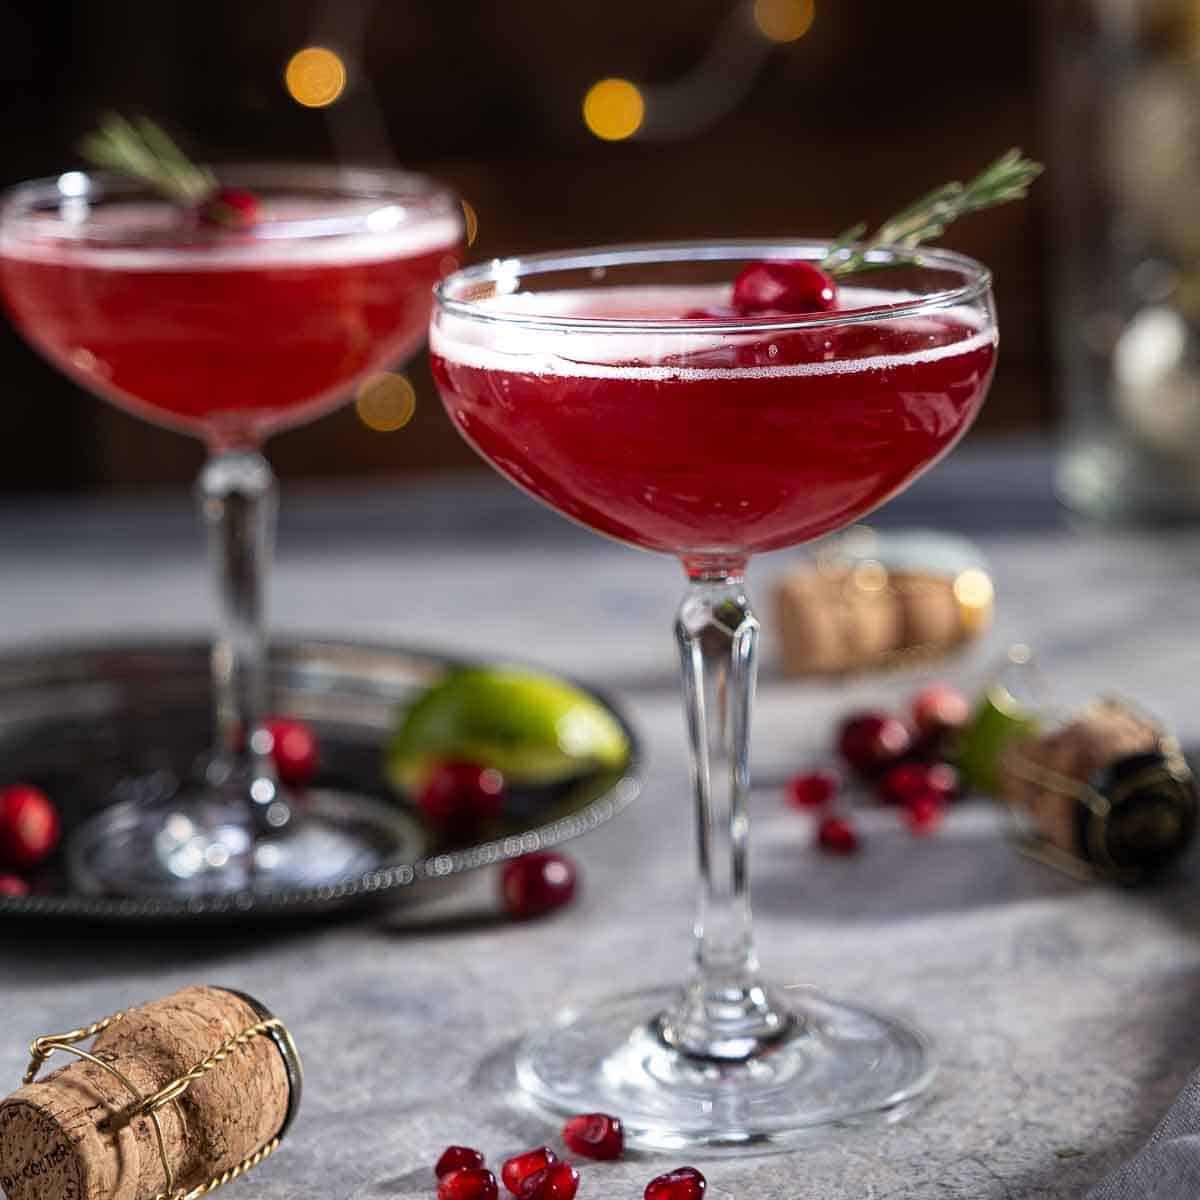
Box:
[0,987,298,1200]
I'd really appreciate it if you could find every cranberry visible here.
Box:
[562,1112,624,1160]
[437,1147,487,1180]
[418,761,506,829]
[439,1168,499,1200]
[0,785,60,869]
[644,1167,707,1200]
[0,875,29,897]
[262,717,319,787]
[501,853,577,919]
[501,1147,558,1196]
[904,792,945,836]
[816,815,860,855]
[837,712,912,776]
[911,684,970,738]
[198,186,261,230]
[786,769,838,811]
[518,1163,579,1200]
[732,261,837,315]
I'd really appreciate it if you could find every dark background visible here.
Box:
[0,0,1049,493]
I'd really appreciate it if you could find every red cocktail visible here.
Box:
[0,164,462,898]
[431,241,998,1149]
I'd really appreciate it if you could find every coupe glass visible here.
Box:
[431,240,997,1150]
[0,164,462,897]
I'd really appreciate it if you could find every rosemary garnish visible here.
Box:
[78,114,216,207]
[821,148,1043,277]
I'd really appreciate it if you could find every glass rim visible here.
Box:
[0,162,461,246]
[434,238,994,334]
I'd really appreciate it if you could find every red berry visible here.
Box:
[837,712,912,776]
[878,761,957,805]
[418,761,506,828]
[904,792,945,836]
[501,853,577,919]
[645,1167,707,1200]
[816,815,859,855]
[439,1168,499,1200]
[437,1148,487,1180]
[501,1148,558,1196]
[518,1163,579,1200]
[925,762,961,801]
[732,261,837,315]
[198,187,261,230]
[911,684,970,738]
[0,874,29,897]
[0,786,60,869]
[562,1112,624,1160]
[263,718,319,787]
[786,768,838,810]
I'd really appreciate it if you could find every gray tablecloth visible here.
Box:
[2,439,1199,1200]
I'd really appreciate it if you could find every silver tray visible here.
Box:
[0,638,641,923]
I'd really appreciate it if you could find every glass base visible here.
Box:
[68,777,423,898]
[514,985,935,1154]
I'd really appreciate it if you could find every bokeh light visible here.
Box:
[752,0,815,43]
[583,78,645,142]
[356,373,417,432]
[461,200,479,247]
[285,46,348,108]
[953,567,995,633]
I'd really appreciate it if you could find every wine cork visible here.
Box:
[0,987,300,1200]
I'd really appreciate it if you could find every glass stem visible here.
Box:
[198,448,283,828]
[657,571,795,1061]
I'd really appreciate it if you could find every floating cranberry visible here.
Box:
[501,853,577,919]
[562,1112,624,1160]
[263,717,319,787]
[644,1167,707,1200]
[732,261,837,315]
[911,684,970,738]
[439,1168,499,1200]
[198,187,261,230]
[0,875,29,897]
[816,815,860,855]
[418,761,506,829]
[786,769,838,811]
[501,1147,558,1196]
[437,1147,487,1180]
[904,792,945,836]
[518,1163,579,1200]
[879,761,958,806]
[837,712,912,776]
[924,762,961,801]
[0,785,60,869]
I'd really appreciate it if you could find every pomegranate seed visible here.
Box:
[816,815,859,855]
[501,1147,558,1196]
[418,761,506,829]
[904,792,945,836]
[732,260,837,316]
[198,187,261,230]
[837,712,912,776]
[0,785,60,869]
[561,1112,624,1160]
[0,874,29,897]
[262,717,319,787]
[911,684,970,738]
[501,854,577,919]
[786,769,838,811]
[439,1168,499,1200]
[518,1163,579,1200]
[437,1147,487,1180]
[644,1167,707,1200]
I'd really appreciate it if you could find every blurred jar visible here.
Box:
[1053,0,1200,520]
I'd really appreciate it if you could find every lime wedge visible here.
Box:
[387,667,631,791]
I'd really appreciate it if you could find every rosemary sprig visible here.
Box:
[821,148,1043,277]
[79,114,216,207]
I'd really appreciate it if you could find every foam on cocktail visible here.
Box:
[431,284,996,380]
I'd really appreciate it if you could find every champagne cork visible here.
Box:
[0,987,301,1200]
